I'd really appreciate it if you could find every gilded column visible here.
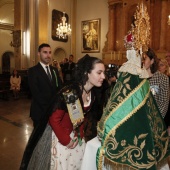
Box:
[120,2,125,50]
[150,1,154,48]
[29,0,39,67]
[14,0,21,69]
[159,0,168,51]
[70,0,76,58]
[166,0,170,51]
[39,0,48,44]
[108,5,115,51]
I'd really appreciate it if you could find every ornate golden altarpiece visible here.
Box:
[102,0,170,65]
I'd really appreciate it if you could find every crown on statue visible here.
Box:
[124,2,150,54]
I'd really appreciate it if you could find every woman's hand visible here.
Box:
[66,137,78,149]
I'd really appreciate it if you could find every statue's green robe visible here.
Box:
[97,72,170,170]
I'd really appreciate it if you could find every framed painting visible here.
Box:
[52,9,69,42]
[81,18,100,53]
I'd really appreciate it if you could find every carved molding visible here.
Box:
[102,0,170,65]
[108,0,122,5]
[10,30,21,48]
[0,0,13,8]
[0,23,14,30]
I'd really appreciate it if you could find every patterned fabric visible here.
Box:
[97,72,170,170]
[51,131,86,170]
[148,71,169,118]
[27,124,52,170]
[164,76,170,127]
[118,49,149,79]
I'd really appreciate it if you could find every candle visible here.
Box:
[118,51,120,60]
[111,51,113,60]
[114,51,116,60]
[142,3,143,14]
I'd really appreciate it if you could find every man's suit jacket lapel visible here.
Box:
[37,63,53,86]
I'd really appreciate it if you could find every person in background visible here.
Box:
[10,69,21,99]
[53,59,63,82]
[143,48,169,118]
[20,43,63,170]
[158,58,170,76]
[60,57,68,73]
[49,54,105,170]
[27,43,62,128]
[165,52,170,74]
[158,58,170,136]
[62,54,76,85]
[102,64,118,107]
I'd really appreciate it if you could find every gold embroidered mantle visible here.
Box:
[97,72,170,170]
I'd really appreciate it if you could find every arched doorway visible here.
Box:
[2,51,14,74]
[53,47,66,63]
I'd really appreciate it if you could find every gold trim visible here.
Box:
[132,2,150,53]
[104,157,137,170]
[104,81,149,145]
[98,78,147,136]
[97,79,151,170]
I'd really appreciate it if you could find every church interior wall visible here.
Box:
[48,0,73,63]
[76,0,108,60]
[0,0,170,73]
[0,1,14,73]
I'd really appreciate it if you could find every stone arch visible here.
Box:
[53,47,67,63]
[1,51,14,74]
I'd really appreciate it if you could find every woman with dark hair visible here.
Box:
[143,48,169,118]
[10,69,21,99]
[49,54,105,170]
[21,54,105,170]
[158,58,170,135]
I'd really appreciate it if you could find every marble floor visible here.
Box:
[0,96,33,170]
[0,95,170,170]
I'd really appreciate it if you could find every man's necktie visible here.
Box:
[46,66,52,81]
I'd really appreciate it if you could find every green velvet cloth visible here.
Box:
[97,72,170,170]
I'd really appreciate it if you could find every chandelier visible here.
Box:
[168,15,170,26]
[56,12,71,39]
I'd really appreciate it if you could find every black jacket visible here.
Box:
[62,62,75,83]
[28,63,63,121]
[20,63,62,170]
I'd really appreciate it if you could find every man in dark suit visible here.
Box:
[62,54,76,85]
[28,43,62,128]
